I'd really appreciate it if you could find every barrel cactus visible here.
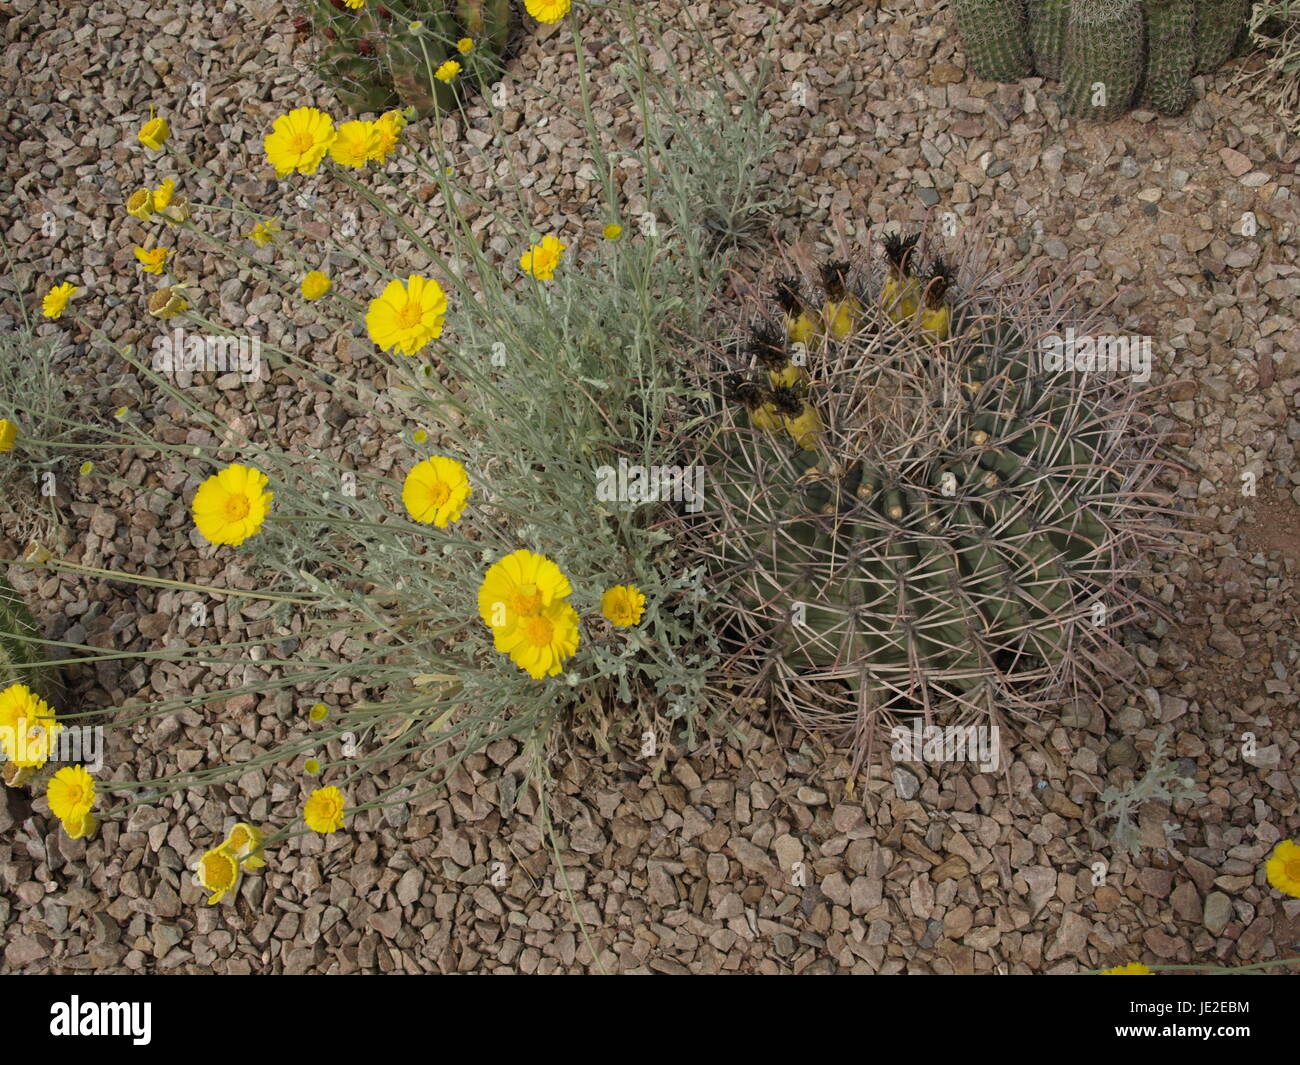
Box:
[1028,0,1071,80]
[301,0,514,118]
[1144,0,1196,115]
[681,236,1176,768]
[954,0,1033,82]
[1064,0,1145,119]
[0,572,62,710]
[1195,0,1250,73]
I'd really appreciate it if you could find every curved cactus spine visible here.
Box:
[1064,0,1145,119]
[954,0,1033,82]
[1028,0,1071,79]
[682,240,1181,771]
[1195,0,1249,74]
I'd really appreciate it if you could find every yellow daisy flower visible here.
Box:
[365,274,448,356]
[412,429,428,444]
[457,37,474,54]
[223,821,267,871]
[304,757,322,776]
[1100,962,1153,975]
[134,247,169,274]
[329,120,378,168]
[496,598,581,680]
[42,282,77,319]
[435,59,461,83]
[138,115,170,150]
[126,187,155,221]
[368,109,407,163]
[308,702,329,722]
[1266,839,1300,898]
[248,219,280,247]
[192,463,273,546]
[402,456,471,527]
[304,786,346,833]
[519,234,566,281]
[194,845,240,905]
[0,418,16,453]
[525,0,571,24]
[603,223,623,240]
[477,549,573,641]
[47,765,96,824]
[601,584,646,627]
[264,106,336,178]
[301,271,331,300]
[0,683,61,769]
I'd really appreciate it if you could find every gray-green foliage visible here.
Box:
[1100,732,1202,855]
[955,0,1034,82]
[1064,0,1145,119]
[0,571,63,706]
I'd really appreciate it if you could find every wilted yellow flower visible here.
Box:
[0,683,61,769]
[264,106,336,178]
[0,418,16,453]
[62,812,98,840]
[365,274,447,356]
[308,702,329,722]
[1100,962,1153,975]
[435,59,461,83]
[300,271,331,300]
[304,757,322,776]
[520,234,566,281]
[457,37,474,54]
[248,219,280,247]
[304,786,346,833]
[153,178,176,209]
[138,115,170,150]
[47,765,96,825]
[126,187,155,221]
[368,109,406,163]
[402,455,471,527]
[601,584,646,627]
[329,120,378,167]
[478,549,573,639]
[42,282,77,319]
[1266,839,1300,898]
[524,0,571,24]
[192,463,272,546]
[134,246,169,274]
[147,285,188,319]
[223,822,266,871]
[194,845,240,905]
[603,223,623,241]
[497,598,581,680]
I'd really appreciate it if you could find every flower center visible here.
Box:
[509,584,543,617]
[289,132,316,156]
[424,481,451,506]
[523,615,554,647]
[224,494,251,521]
[202,853,234,888]
[65,784,85,805]
[396,299,424,329]
[1286,859,1300,881]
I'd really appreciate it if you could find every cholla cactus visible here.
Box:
[0,572,62,707]
[302,0,513,117]
[680,237,1179,769]
[954,0,1034,82]
[1064,0,1145,119]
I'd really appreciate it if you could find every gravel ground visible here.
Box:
[1,0,1297,973]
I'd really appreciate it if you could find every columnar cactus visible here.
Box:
[0,573,62,707]
[682,237,1176,768]
[1144,0,1196,115]
[954,0,1033,82]
[1064,0,1145,119]
[1028,0,1071,80]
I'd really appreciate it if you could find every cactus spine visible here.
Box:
[1143,0,1196,114]
[1028,0,1071,80]
[954,0,1033,82]
[1195,0,1249,73]
[1064,0,1145,119]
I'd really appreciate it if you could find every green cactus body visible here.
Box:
[1028,0,1071,79]
[0,573,62,707]
[689,245,1176,768]
[955,0,1033,82]
[1195,0,1249,74]
[1064,0,1144,119]
[1143,0,1196,114]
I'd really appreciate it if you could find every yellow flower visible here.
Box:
[435,59,462,83]
[248,219,280,247]
[457,37,474,54]
[0,418,16,453]
[42,282,77,319]
[47,765,95,823]
[264,107,336,178]
[329,120,378,168]
[368,109,407,163]
[147,285,188,319]
[345,0,364,7]
[62,812,98,840]
[153,178,176,209]
[192,463,272,546]
[1100,962,1153,975]
[412,429,428,444]
[402,455,471,527]
[520,234,566,281]
[365,274,448,356]
[194,845,240,905]
[301,271,331,300]
[524,0,571,24]
[309,702,329,722]
[601,584,646,627]
[785,401,823,450]
[126,187,155,221]
[79,461,94,475]
[1266,839,1300,898]
[304,757,322,776]
[138,115,170,150]
[223,821,266,871]
[478,549,573,638]
[134,247,169,274]
[0,683,61,769]
[497,599,580,680]
[304,786,346,833]
[602,223,623,241]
